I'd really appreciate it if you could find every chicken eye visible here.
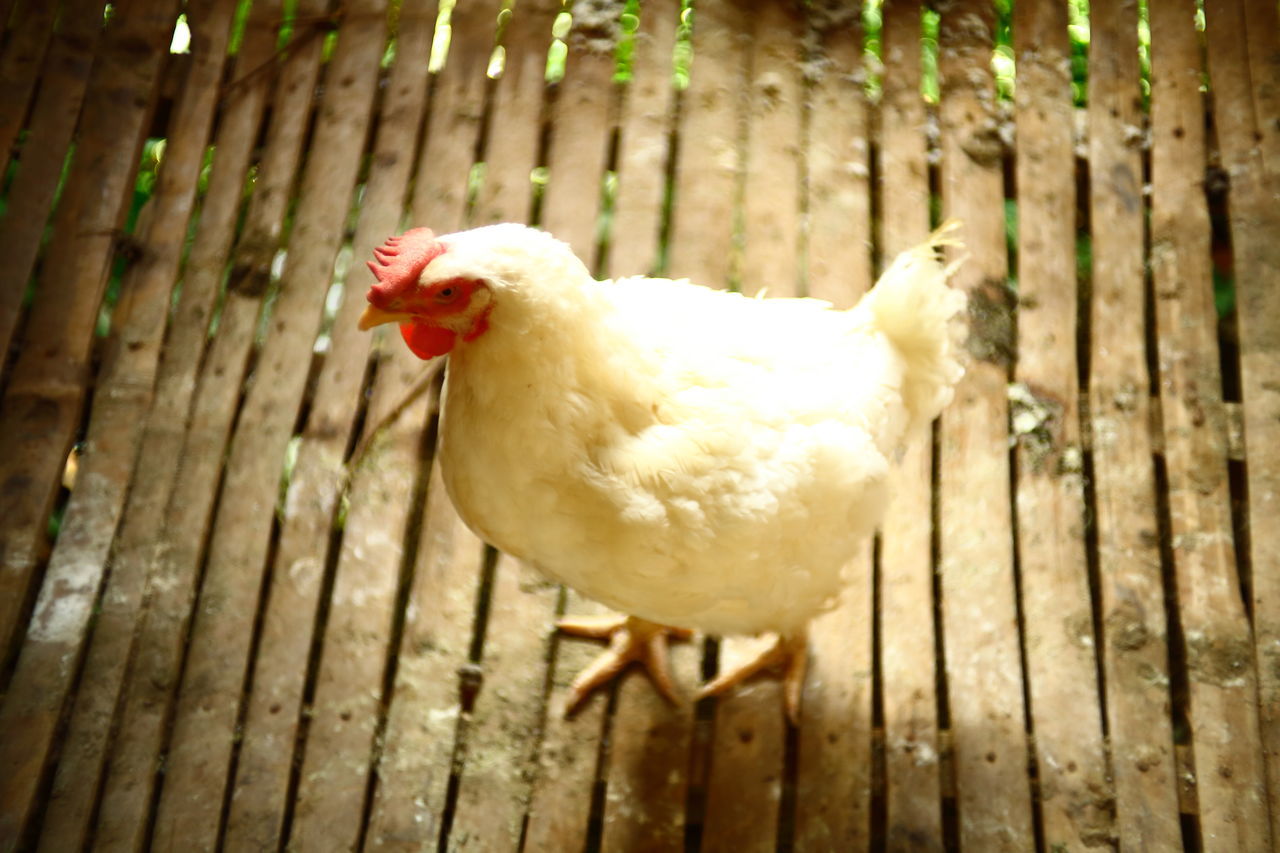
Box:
[435,286,458,302]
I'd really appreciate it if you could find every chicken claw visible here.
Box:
[556,615,693,715]
[696,634,808,724]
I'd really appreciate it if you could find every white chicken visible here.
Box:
[358,223,964,720]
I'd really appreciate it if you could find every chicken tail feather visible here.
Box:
[862,224,967,433]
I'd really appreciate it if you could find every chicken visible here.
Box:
[358,223,964,720]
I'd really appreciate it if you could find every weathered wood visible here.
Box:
[0,0,60,181]
[1203,0,1280,841]
[521,592,609,852]
[445,553,559,851]
[701,5,804,850]
[792,10,874,852]
[540,17,618,265]
[1085,0,1184,848]
[141,4,390,848]
[737,0,802,300]
[665,0,747,289]
[86,4,330,849]
[0,0,238,846]
[0,0,178,676]
[519,7,627,847]
[1149,2,1271,848]
[597,3,696,849]
[935,1,1035,849]
[1010,2,1112,848]
[287,351,435,850]
[876,2,945,849]
[408,0,498,231]
[363,452,485,851]
[223,2,438,847]
[470,0,557,228]
[0,0,108,377]
[605,0,679,280]
[0,0,107,375]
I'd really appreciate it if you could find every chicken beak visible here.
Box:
[358,304,410,330]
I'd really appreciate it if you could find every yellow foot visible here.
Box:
[556,614,693,716]
[696,634,808,724]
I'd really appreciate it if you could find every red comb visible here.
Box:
[365,227,445,309]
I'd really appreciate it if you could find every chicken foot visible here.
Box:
[556,614,692,715]
[696,634,808,724]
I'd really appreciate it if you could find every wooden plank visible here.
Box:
[521,592,609,852]
[136,4,390,849]
[0,0,107,375]
[0,0,178,673]
[701,7,803,851]
[735,0,802,300]
[1084,0,1184,848]
[0,0,239,845]
[222,2,439,848]
[791,9,874,851]
[664,0,747,289]
[539,9,618,263]
[83,4,329,850]
[935,1,1035,849]
[445,553,559,851]
[470,0,557,228]
[596,3,697,849]
[1203,0,1280,842]
[604,0,679,280]
[1195,0,1280,846]
[287,352,435,851]
[1148,3,1271,848]
[408,0,499,230]
[876,2,945,849]
[86,7,336,851]
[365,3,535,846]
[31,0,283,845]
[1009,2,1112,848]
[0,0,60,180]
[518,6,628,847]
[363,454,484,851]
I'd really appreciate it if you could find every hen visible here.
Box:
[358,223,964,720]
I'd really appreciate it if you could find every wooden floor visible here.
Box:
[1,0,1278,849]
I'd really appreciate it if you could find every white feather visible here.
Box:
[431,224,964,636]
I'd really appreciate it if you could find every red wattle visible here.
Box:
[400,322,457,360]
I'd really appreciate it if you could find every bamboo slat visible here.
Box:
[1086,0,1184,848]
[144,4,391,848]
[363,451,483,851]
[604,0,679,280]
[0,0,108,376]
[792,9,874,851]
[665,0,746,289]
[520,7,630,846]
[0,0,107,377]
[444,553,559,850]
[597,4,696,850]
[936,1,1035,848]
[702,7,805,850]
[0,0,238,846]
[1010,2,1112,847]
[1203,0,1280,841]
[1149,3,1270,848]
[0,0,60,184]
[539,10,618,266]
[223,2,438,847]
[86,4,331,848]
[0,0,179,675]
[877,2,945,849]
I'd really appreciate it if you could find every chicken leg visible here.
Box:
[557,614,693,715]
[696,634,808,724]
